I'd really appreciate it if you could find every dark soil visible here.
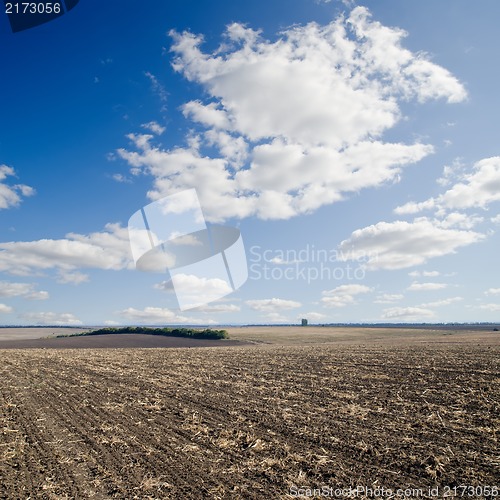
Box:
[0,343,498,498]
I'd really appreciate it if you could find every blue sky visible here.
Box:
[1,0,499,326]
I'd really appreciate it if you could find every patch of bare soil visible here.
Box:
[0,344,498,498]
[0,333,246,349]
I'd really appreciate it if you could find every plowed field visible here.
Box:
[1,343,498,499]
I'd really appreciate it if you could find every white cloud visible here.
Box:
[338,218,484,270]
[19,312,82,325]
[119,8,465,222]
[436,212,483,230]
[409,270,440,277]
[407,282,448,291]
[118,306,210,324]
[0,165,35,210]
[321,284,372,308]
[170,274,233,310]
[396,156,500,215]
[0,223,132,276]
[491,214,500,224]
[299,311,328,322]
[25,291,50,300]
[182,101,231,130]
[57,271,90,285]
[141,121,165,135]
[374,293,404,304]
[0,303,13,314]
[246,298,302,313]
[381,306,435,321]
[485,288,500,296]
[269,256,300,265]
[0,281,33,297]
[111,173,132,184]
[476,303,500,312]
[263,312,290,323]
[145,71,168,107]
[0,281,49,300]
[192,303,241,313]
[419,297,463,308]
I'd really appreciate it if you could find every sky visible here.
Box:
[1,0,499,326]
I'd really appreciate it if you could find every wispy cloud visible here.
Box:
[144,71,168,110]
[407,282,448,291]
[381,307,435,321]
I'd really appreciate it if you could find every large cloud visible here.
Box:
[0,223,132,276]
[338,218,484,270]
[118,7,465,222]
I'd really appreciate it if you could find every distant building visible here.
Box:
[301,318,308,326]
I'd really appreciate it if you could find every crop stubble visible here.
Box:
[0,344,498,499]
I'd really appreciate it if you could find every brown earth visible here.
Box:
[0,338,498,499]
[0,327,88,342]
[0,333,247,349]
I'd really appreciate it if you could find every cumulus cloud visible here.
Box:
[321,284,372,308]
[118,306,211,324]
[246,298,302,313]
[19,311,82,325]
[338,218,484,270]
[485,288,500,296]
[118,7,465,222]
[0,281,49,300]
[0,164,35,210]
[381,306,435,321]
[0,223,132,276]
